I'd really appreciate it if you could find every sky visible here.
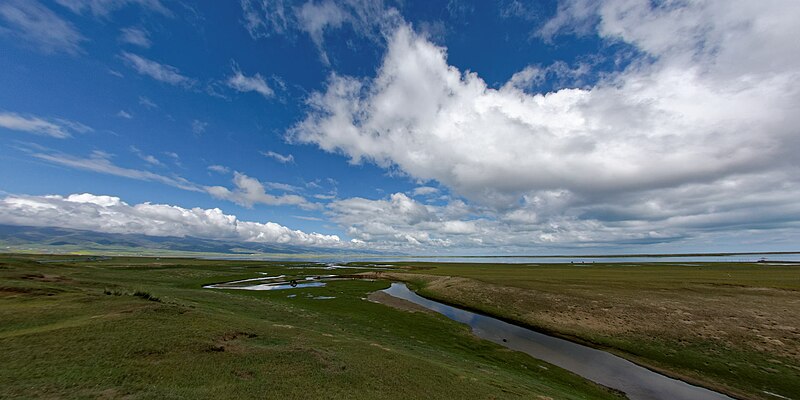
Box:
[1,0,799,254]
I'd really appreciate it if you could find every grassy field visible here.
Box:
[0,254,623,400]
[369,262,800,400]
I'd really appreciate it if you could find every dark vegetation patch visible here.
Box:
[206,331,260,353]
[220,331,258,341]
[0,285,61,297]
[20,273,70,283]
[133,290,161,302]
[102,288,161,302]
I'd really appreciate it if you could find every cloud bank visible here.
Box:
[0,193,341,247]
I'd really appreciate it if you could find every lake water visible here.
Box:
[205,253,800,264]
[383,282,735,400]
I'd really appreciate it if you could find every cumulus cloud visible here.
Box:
[0,193,341,247]
[121,52,195,87]
[328,193,478,248]
[0,111,91,138]
[328,177,800,252]
[206,172,317,210]
[0,0,85,55]
[226,65,274,98]
[292,2,800,249]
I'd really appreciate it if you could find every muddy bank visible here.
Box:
[367,291,431,313]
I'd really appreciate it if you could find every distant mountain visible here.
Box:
[0,224,374,256]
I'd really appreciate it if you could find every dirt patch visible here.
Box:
[206,331,259,353]
[219,331,258,341]
[367,291,432,314]
[233,369,255,380]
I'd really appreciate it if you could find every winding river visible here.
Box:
[382,282,735,400]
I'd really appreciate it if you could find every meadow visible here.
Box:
[1,254,797,399]
[0,254,621,400]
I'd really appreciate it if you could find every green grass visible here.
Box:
[0,254,622,399]
[376,262,800,400]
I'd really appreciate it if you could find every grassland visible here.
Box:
[368,262,800,400]
[0,254,623,400]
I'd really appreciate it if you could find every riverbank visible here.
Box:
[362,263,800,400]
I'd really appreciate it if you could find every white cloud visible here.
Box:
[0,111,90,138]
[326,193,512,249]
[536,0,598,40]
[116,110,133,119]
[26,146,322,216]
[191,119,208,134]
[54,0,170,17]
[295,0,347,64]
[138,96,157,109]
[241,0,290,38]
[119,27,151,48]
[121,52,195,87]
[206,172,317,210]
[27,147,317,212]
[226,65,274,98]
[0,193,341,247]
[327,178,800,252]
[207,164,230,174]
[0,0,85,55]
[261,150,294,163]
[499,0,540,21]
[130,146,162,166]
[32,150,202,192]
[411,186,438,197]
[241,0,401,63]
[291,5,800,248]
[163,151,181,167]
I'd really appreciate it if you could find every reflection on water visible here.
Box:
[203,274,373,291]
[383,283,735,400]
[203,274,328,291]
[207,281,326,290]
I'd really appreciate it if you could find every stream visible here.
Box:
[382,282,735,400]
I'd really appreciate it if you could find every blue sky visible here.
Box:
[1,0,799,254]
